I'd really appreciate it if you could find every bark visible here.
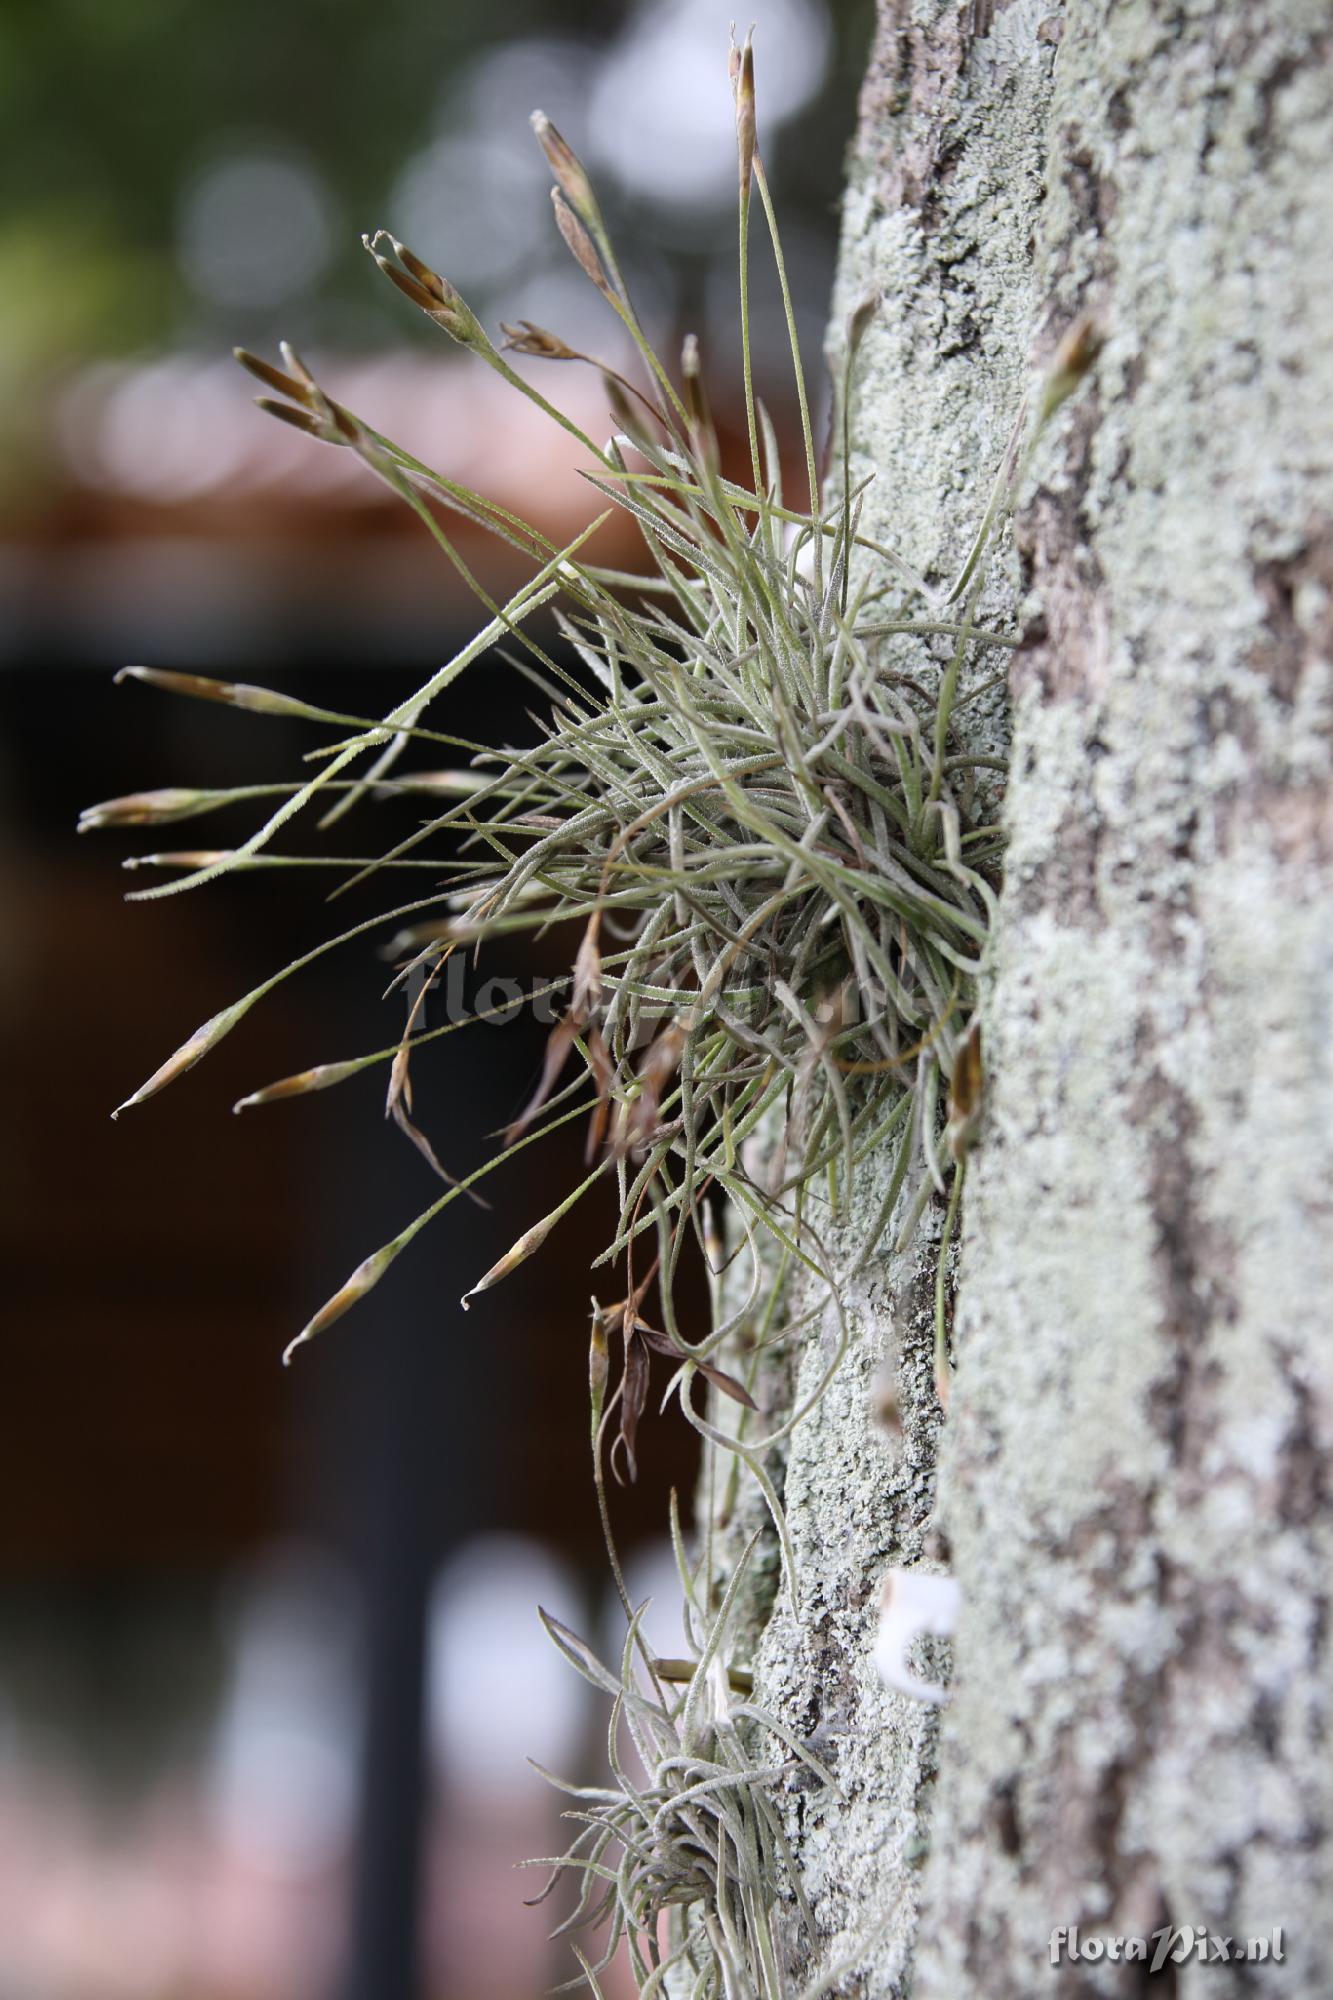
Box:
[705,3,1333,1992]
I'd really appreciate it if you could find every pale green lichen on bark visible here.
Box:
[920,2,1333,1991]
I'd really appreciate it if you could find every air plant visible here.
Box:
[85,32,1097,1992]
[528,1531,842,1999]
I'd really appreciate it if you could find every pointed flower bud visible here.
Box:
[116,666,236,706]
[234,1058,370,1113]
[283,1240,402,1365]
[112,994,256,1118]
[733,30,756,194]
[621,1021,685,1153]
[530,113,599,234]
[362,231,483,347]
[460,1206,562,1308]
[115,663,356,722]
[386,235,449,302]
[254,397,344,443]
[233,344,356,440]
[233,347,314,404]
[589,1301,611,1415]
[121,850,228,871]
[373,254,443,315]
[681,333,719,473]
[278,342,318,395]
[551,190,614,301]
[79,787,229,831]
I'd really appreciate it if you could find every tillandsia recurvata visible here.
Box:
[85,29,1097,1995]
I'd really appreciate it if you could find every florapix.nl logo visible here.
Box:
[1050,1926,1285,1971]
[399,946,922,1045]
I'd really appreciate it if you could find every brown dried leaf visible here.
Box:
[504,1010,579,1147]
[584,1026,614,1163]
[635,1321,757,1412]
[616,1328,651,1484]
[620,1021,684,1154]
[695,1359,758,1411]
[572,916,604,1021]
[947,1017,984,1163]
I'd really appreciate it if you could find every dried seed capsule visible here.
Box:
[551,189,615,301]
[499,320,580,360]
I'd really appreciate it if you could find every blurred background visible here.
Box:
[0,2,870,1993]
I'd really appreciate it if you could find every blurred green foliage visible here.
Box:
[0,0,870,507]
[3,0,595,490]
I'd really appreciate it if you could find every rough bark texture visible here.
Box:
[707,2,1333,1992]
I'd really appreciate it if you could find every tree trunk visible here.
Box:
[709,3,1333,1991]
